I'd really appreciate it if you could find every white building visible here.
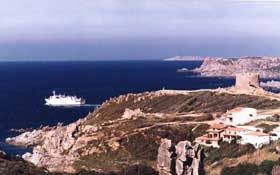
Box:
[269,126,280,141]
[222,126,248,143]
[237,125,263,133]
[240,131,270,148]
[220,107,257,125]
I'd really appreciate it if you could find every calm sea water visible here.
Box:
[0,61,235,154]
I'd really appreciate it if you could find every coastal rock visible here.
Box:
[6,118,86,173]
[6,127,49,147]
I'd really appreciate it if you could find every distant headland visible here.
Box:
[164,56,206,61]
[167,56,280,79]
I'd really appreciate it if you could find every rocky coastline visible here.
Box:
[6,86,280,175]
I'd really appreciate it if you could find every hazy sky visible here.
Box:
[1,0,280,60]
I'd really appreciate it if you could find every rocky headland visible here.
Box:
[6,86,280,175]
[192,56,280,78]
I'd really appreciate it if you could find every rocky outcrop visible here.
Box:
[157,139,205,175]
[157,139,173,175]
[121,108,144,120]
[6,118,87,173]
[193,57,280,78]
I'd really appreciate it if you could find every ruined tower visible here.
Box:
[235,73,260,91]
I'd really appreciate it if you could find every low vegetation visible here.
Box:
[256,123,279,133]
[221,159,280,175]
[86,91,280,125]
[205,141,256,164]
[221,163,259,175]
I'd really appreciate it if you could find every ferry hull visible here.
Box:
[45,99,86,106]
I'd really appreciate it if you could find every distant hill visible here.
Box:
[193,56,280,78]
[164,56,205,61]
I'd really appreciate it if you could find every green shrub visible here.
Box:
[259,160,277,175]
[221,163,259,175]
[205,142,255,164]
[256,123,278,133]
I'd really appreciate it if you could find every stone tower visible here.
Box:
[235,73,260,91]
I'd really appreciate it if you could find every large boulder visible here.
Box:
[157,139,205,175]
[157,139,173,175]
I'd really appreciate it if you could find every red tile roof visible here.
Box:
[211,123,227,129]
[228,107,245,113]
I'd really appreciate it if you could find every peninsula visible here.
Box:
[6,73,280,175]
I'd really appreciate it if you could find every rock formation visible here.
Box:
[6,118,87,173]
[157,139,173,175]
[157,139,205,175]
[121,108,144,120]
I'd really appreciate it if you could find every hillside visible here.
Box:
[6,89,280,174]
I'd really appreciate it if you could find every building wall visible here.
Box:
[240,135,270,148]
[223,108,257,125]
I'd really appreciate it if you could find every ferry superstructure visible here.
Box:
[45,91,85,106]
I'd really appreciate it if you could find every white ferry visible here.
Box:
[45,91,86,106]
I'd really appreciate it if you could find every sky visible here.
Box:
[0,0,280,60]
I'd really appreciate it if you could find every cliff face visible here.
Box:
[193,57,280,78]
[6,90,280,174]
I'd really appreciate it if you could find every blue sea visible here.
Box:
[0,61,235,155]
